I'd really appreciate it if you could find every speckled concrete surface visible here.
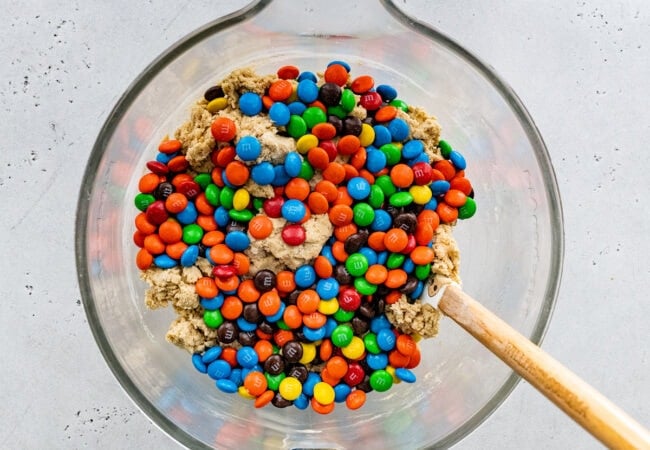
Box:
[1,1,648,448]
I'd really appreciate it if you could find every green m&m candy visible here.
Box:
[302,106,327,129]
[437,139,452,158]
[352,203,374,227]
[331,324,354,348]
[229,209,253,222]
[194,173,212,189]
[368,185,385,208]
[253,197,264,211]
[415,263,432,280]
[375,175,396,196]
[354,277,377,295]
[298,160,314,180]
[380,143,401,166]
[370,369,394,392]
[203,310,223,329]
[265,372,286,391]
[340,88,356,112]
[204,184,220,206]
[134,193,155,211]
[333,308,355,323]
[182,223,203,244]
[219,186,234,209]
[387,253,405,269]
[327,105,347,119]
[458,197,477,219]
[389,98,409,112]
[363,332,381,354]
[287,115,307,138]
[389,191,413,207]
[345,253,369,277]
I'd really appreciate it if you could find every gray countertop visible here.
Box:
[1,1,648,448]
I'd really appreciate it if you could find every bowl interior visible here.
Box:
[78,3,562,449]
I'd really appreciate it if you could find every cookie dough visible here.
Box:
[385,225,462,337]
[431,224,461,283]
[140,66,464,353]
[166,310,218,354]
[174,103,215,173]
[385,295,442,338]
[142,258,218,351]
[245,213,334,274]
[220,67,276,108]
[396,107,443,162]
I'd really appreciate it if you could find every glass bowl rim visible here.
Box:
[75,1,565,448]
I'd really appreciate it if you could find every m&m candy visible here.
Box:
[133,61,477,414]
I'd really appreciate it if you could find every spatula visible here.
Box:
[425,284,650,449]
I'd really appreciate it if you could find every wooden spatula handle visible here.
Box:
[439,284,650,449]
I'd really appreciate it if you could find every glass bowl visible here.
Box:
[76,0,564,448]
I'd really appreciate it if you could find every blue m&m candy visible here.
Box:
[281,199,306,222]
[376,84,398,102]
[295,265,316,288]
[208,359,232,380]
[370,315,392,333]
[192,354,207,373]
[347,177,371,200]
[366,148,387,173]
[294,393,310,409]
[288,101,307,115]
[316,278,340,300]
[224,230,250,251]
[297,79,319,103]
[367,352,388,370]
[449,150,467,170]
[251,161,275,185]
[371,209,392,231]
[214,206,229,227]
[236,135,261,161]
[402,139,424,159]
[201,346,223,364]
[387,118,409,142]
[180,245,199,267]
[395,368,417,383]
[327,60,351,72]
[284,152,303,178]
[269,102,291,126]
[377,328,396,351]
[303,325,327,341]
[334,384,351,403]
[153,254,176,269]
[373,125,392,147]
[236,346,259,368]
[239,92,262,116]
[271,165,291,187]
[297,71,317,82]
[200,293,224,311]
[216,379,239,393]
[176,202,197,224]
[430,180,451,196]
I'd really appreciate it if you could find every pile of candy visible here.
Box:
[133,61,476,413]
